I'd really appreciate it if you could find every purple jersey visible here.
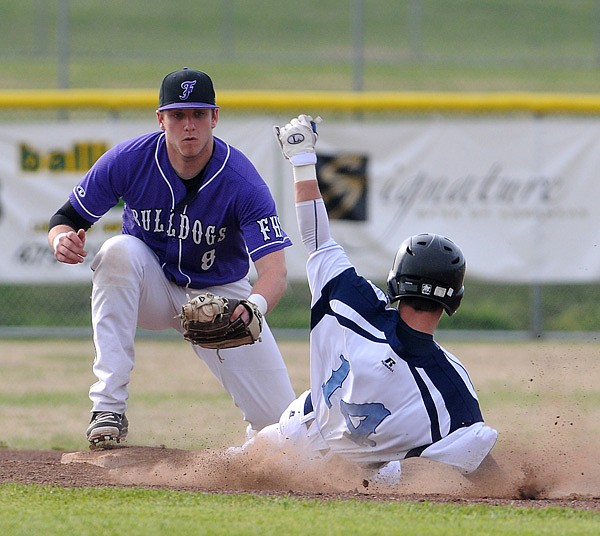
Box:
[69,131,291,288]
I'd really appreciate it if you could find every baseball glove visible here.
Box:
[178,292,263,350]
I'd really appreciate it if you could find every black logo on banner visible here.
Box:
[316,153,368,221]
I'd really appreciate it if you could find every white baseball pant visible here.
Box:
[88,234,296,432]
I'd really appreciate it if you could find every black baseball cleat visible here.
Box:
[86,412,129,450]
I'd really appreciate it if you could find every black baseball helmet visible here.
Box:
[386,233,466,316]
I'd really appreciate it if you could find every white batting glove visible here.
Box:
[274,115,321,166]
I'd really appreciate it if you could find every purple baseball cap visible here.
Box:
[158,67,219,111]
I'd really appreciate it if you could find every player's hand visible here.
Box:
[53,229,87,264]
[231,303,251,325]
[274,114,321,166]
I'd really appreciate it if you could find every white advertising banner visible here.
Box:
[1,116,599,284]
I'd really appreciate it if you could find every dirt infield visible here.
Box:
[0,446,598,510]
[1,340,599,510]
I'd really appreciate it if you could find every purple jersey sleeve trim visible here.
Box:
[248,237,292,259]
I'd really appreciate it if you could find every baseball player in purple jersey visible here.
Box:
[238,115,502,487]
[47,68,296,449]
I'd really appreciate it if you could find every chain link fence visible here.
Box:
[2,1,600,338]
[4,279,600,337]
[2,1,600,92]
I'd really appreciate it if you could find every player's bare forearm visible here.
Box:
[48,225,87,264]
[294,178,321,203]
[251,250,288,313]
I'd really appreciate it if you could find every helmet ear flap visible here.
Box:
[386,273,400,305]
[387,242,414,303]
[444,285,464,316]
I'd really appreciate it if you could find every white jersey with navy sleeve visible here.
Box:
[69,132,291,288]
[268,198,497,473]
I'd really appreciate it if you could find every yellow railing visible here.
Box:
[2,89,600,113]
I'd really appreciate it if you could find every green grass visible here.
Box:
[0,484,597,536]
[1,339,598,530]
[2,1,600,92]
